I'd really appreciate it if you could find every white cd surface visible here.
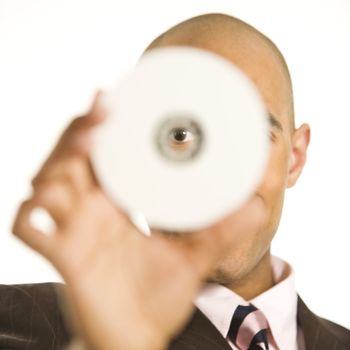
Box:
[92,47,270,232]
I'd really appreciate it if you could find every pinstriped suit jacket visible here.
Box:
[0,283,349,349]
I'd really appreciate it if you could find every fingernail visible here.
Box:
[89,91,108,121]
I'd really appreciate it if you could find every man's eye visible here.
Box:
[169,128,195,146]
[155,116,203,162]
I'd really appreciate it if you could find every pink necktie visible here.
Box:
[227,304,269,350]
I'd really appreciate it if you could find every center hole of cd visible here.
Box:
[155,114,204,162]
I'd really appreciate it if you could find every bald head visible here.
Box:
[145,13,295,131]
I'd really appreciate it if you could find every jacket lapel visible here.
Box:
[168,307,231,350]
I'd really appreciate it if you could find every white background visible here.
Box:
[1,0,349,328]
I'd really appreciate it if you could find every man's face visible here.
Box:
[149,31,309,293]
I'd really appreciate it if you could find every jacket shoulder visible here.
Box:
[298,296,350,349]
[0,282,70,350]
[319,317,350,345]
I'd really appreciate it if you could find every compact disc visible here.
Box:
[92,47,270,232]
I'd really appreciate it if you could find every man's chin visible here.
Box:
[156,229,198,238]
[205,271,238,286]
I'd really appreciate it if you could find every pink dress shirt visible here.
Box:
[194,256,306,350]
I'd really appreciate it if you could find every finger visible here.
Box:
[32,181,75,225]
[61,91,107,138]
[33,156,95,196]
[12,199,53,258]
[85,90,108,125]
[86,157,101,188]
[61,129,94,158]
[59,91,107,146]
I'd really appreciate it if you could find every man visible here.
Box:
[2,13,350,350]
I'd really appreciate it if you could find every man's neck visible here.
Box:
[225,251,274,300]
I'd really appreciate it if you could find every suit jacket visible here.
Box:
[0,283,349,350]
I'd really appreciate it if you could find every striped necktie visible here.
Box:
[227,304,270,350]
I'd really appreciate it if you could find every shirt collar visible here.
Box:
[194,256,298,350]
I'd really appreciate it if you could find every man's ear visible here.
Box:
[287,123,311,188]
